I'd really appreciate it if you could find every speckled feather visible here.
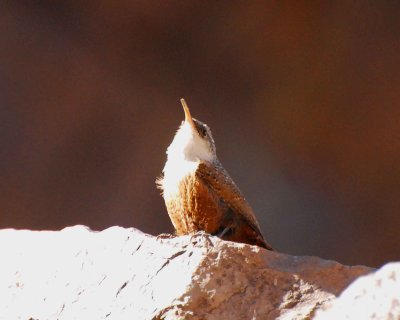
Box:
[195,160,272,249]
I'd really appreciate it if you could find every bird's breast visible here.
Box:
[161,158,200,201]
[161,159,224,235]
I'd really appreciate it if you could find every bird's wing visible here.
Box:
[196,160,271,249]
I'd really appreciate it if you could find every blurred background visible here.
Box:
[1,2,399,267]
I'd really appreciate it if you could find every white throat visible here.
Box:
[160,122,215,198]
[166,121,214,163]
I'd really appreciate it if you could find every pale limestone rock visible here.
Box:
[314,262,400,320]
[0,226,371,320]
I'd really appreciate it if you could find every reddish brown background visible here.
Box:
[1,2,399,267]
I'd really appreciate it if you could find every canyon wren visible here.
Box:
[157,99,272,250]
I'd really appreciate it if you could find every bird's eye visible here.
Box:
[197,126,207,137]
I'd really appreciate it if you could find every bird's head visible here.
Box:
[166,99,216,162]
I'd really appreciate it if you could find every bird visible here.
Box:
[156,99,272,250]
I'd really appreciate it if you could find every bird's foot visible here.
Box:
[192,230,208,237]
[190,231,214,247]
[216,227,230,238]
[213,226,233,239]
[156,233,176,240]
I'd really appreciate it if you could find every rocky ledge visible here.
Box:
[0,226,396,319]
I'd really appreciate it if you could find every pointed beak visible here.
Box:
[180,98,196,129]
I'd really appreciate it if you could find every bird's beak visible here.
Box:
[181,98,196,129]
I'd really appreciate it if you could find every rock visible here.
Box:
[314,262,400,320]
[0,226,372,320]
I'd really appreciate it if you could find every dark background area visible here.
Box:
[1,2,399,267]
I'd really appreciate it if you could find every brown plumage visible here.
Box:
[157,99,272,250]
